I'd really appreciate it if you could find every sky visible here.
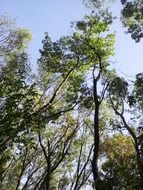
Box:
[0,0,143,78]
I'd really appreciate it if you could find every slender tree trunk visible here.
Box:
[135,146,143,190]
[46,170,51,190]
[92,106,100,189]
[92,78,100,190]
[46,141,51,190]
[39,153,51,190]
[39,133,51,190]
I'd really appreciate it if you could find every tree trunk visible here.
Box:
[46,171,51,190]
[92,78,100,190]
[136,148,143,190]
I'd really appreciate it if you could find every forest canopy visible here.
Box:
[0,1,143,190]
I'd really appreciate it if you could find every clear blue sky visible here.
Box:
[0,0,143,77]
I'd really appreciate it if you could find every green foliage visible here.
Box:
[134,72,143,108]
[84,0,143,42]
[108,76,129,100]
[0,10,142,190]
[0,16,33,154]
[101,134,140,190]
[121,0,143,42]
[0,15,32,55]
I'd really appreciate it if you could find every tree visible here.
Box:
[0,15,35,183]
[107,74,143,189]
[101,134,139,190]
[38,13,115,189]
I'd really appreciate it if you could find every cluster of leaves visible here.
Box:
[121,0,143,42]
[85,0,143,42]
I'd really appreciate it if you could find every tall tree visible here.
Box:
[107,74,143,189]
[38,13,115,189]
[0,15,34,182]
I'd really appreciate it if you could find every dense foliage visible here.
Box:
[0,1,143,189]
